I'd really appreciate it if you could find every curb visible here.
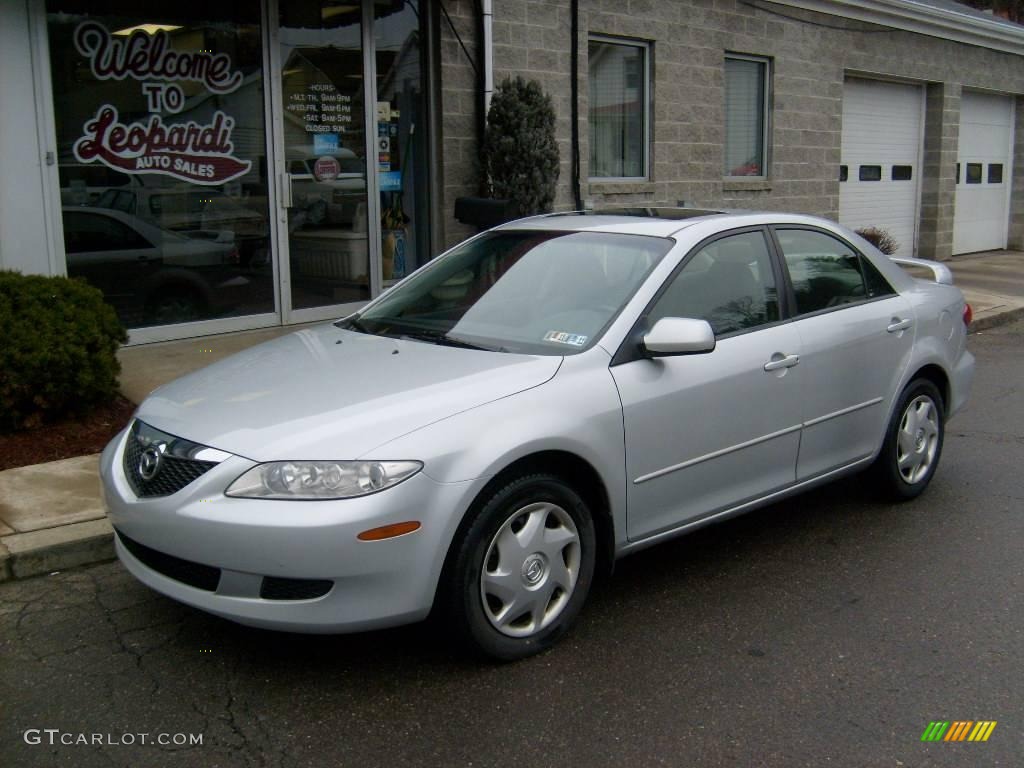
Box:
[0,519,115,582]
[970,304,1024,333]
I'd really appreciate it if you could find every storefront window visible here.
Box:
[47,0,273,328]
[375,0,429,284]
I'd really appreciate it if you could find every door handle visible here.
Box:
[887,318,913,333]
[279,171,293,209]
[763,354,800,372]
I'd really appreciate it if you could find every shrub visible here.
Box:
[481,77,560,216]
[855,227,899,255]
[0,271,127,431]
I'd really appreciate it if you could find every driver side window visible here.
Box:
[648,231,780,336]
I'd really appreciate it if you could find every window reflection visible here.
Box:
[48,0,273,328]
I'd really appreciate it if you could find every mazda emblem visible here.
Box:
[138,445,164,481]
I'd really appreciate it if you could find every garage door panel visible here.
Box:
[953,92,1013,255]
[839,79,923,256]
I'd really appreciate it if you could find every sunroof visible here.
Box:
[590,207,724,220]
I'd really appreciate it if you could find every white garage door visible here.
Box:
[839,79,924,256]
[953,92,1014,255]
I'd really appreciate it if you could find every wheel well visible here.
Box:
[438,451,617,600]
[910,364,950,414]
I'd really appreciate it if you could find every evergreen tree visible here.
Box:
[482,77,560,216]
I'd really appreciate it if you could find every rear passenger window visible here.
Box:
[861,256,896,299]
[776,229,877,314]
[648,231,779,337]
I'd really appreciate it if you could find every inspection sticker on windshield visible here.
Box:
[543,331,588,347]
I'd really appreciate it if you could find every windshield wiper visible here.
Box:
[398,329,492,351]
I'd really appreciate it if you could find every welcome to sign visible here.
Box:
[71,22,252,186]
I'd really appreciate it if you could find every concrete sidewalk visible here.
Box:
[2,250,1023,581]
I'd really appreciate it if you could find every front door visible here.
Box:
[270,0,430,325]
[273,0,375,323]
[610,230,803,541]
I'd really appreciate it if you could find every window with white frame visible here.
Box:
[724,55,770,178]
[589,37,649,179]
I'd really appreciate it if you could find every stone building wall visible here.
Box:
[439,0,1024,257]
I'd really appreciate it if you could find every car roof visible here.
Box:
[495,209,844,238]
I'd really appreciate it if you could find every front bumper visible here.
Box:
[101,427,469,633]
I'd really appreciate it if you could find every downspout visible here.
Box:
[482,0,494,117]
[570,0,583,211]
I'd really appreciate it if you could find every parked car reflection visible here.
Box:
[93,187,269,268]
[63,207,253,328]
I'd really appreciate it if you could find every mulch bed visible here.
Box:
[0,396,136,472]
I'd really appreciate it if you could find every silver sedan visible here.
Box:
[100,210,974,659]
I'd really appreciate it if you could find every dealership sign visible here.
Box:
[71,22,251,186]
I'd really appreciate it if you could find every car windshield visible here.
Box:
[345,230,673,354]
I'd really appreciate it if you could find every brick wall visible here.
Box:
[1011,95,1024,250]
[439,0,1024,255]
[919,83,960,261]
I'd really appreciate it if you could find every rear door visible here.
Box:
[611,229,803,540]
[771,227,915,480]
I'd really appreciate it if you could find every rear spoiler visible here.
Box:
[890,257,954,286]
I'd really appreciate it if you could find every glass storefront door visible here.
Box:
[274,0,429,322]
[276,0,372,317]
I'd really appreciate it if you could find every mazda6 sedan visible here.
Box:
[101,210,974,659]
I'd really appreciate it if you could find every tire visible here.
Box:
[872,379,945,501]
[445,474,596,661]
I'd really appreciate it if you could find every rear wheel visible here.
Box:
[872,379,945,500]
[445,474,596,660]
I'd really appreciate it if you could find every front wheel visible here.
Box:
[445,474,596,661]
[872,379,945,500]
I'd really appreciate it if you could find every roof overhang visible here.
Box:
[765,0,1024,56]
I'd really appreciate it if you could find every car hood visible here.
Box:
[135,324,562,461]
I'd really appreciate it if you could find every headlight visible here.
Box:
[225,460,423,500]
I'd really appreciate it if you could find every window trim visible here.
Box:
[723,53,771,182]
[587,34,652,182]
[767,225,898,322]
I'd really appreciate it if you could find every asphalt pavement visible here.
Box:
[2,319,1023,768]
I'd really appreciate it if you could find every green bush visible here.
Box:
[482,77,560,216]
[0,270,127,431]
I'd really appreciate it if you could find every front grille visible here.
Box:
[123,421,219,498]
[260,577,333,601]
[116,529,221,591]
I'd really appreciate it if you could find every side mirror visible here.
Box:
[642,317,716,357]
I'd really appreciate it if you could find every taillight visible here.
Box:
[962,303,973,327]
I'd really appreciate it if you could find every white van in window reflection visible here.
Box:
[60,163,143,207]
[63,206,251,327]
[93,187,269,267]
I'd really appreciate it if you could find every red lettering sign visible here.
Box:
[73,106,252,186]
[73,21,242,94]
